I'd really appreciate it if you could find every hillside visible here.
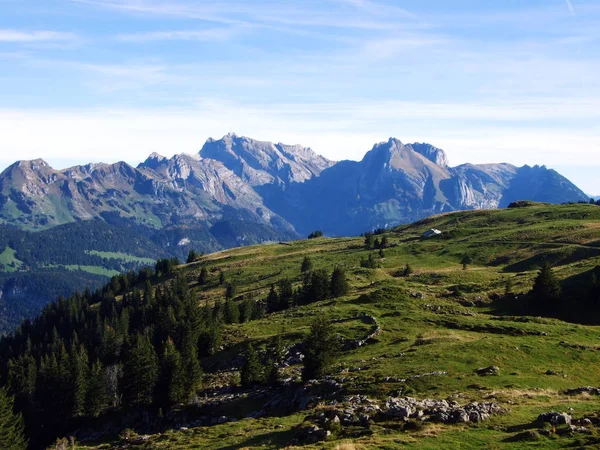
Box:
[0,220,167,334]
[2,203,600,449]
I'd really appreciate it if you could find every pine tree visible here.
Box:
[302,317,341,382]
[219,271,226,286]
[403,263,413,277]
[461,254,472,270]
[301,256,313,273]
[378,248,385,258]
[330,267,349,298]
[380,236,389,248]
[0,386,27,450]
[180,334,202,400]
[121,335,159,407]
[225,282,237,300]
[187,249,199,264]
[86,360,108,418]
[240,344,263,386]
[505,277,514,296]
[277,278,294,310]
[224,297,240,324]
[71,343,89,417]
[364,233,374,249]
[157,338,186,406]
[266,284,280,313]
[531,264,562,308]
[198,267,209,285]
[266,333,285,386]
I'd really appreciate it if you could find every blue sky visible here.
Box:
[0,0,599,194]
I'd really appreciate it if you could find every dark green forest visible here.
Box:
[0,255,350,449]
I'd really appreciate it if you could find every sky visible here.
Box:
[0,0,599,195]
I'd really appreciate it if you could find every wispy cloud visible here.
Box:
[566,0,576,16]
[0,29,77,42]
[116,27,241,42]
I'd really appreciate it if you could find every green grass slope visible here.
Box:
[58,204,600,449]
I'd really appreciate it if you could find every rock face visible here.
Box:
[0,134,589,241]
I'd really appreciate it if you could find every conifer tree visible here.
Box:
[121,335,159,407]
[0,386,27,450]
[85,360,108,418]
[225,282,237,300]
[158,338,186,406]
[461,254,472,270]
[531,264,562,307]
[181,334,202,400]
[302,317,341,381]
[266,284,280,313]
[277,278,294,310]
[219,271,226,285]
[330,267,349,298]
[301,256,313,273]
[240,344,263,386]
[187,249,199,264]
[71,343,89,417]
[198,267,209,285]
[224,297,240,324]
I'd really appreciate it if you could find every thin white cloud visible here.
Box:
[566,0,576,16]
[0,29,77,43]
[117,28,241,42]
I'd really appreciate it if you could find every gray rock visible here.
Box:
[476,366,500,376]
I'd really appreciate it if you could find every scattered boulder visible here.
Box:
[563,386,600,396]
[476,366,500,376]
[537,411,571,425]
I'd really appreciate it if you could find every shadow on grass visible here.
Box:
[218,429,295,449]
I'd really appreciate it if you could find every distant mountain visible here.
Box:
[260,138,588,235]
[0,133,589,330]
[0,134,588,239]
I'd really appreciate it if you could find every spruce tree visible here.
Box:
[187,249,199,264]
[180,334,202,400]
[330,267,349,298]
[240,344,263,386]
[302,316,341,382]
[461,254,472,270]
[301,256,313,273]
[158,339,186,406]
[121,335,159,407]
[198,267,209,285]
[224,297,240,324]
[277,278,294,310]
[531,264,562,308]
[266,284,280,313]
[71,344,89,417]
[86,360,108,418]
[0,386,27,450]
[380,236,389,248]
[225,282,237,300]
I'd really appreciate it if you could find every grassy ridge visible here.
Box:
[78,204,600,449]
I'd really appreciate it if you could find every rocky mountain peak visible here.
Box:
[409,143,449,168]
[199,133,334,186]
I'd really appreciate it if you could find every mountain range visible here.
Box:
[0,133,588,239]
